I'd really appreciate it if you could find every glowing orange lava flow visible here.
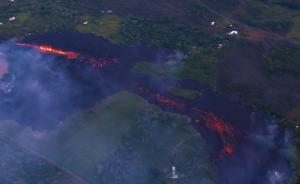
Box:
[192,107,236,155]
[136,84,239,155]
[155,94,185,109]
[16,43,78,59]
[201,112,236,155]
[16,43,117,69]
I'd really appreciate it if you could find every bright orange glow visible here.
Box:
[202,112,235,142]
[16,43,117,69]
[16,42,240,156]
[222,145,234,155]
[16,43,78,59]
[195,110,236,155]
[136,84,239,155]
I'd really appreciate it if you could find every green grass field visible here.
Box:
[133,57,216,89]
[0,133,84,184]
[289,17,300,41]
[76,15,123,44]
[167,86,202,100]
[0,91,215,184]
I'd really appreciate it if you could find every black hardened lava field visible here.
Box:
[0,1,299,184]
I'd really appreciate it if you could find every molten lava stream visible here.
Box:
[194,109,237,156]
[155,94,185,109]
[135,84,185,110]
[16,43,117,69]
[136,84,238,155]
[16,43,78,59]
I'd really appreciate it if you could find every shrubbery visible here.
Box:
[264,47,300,75]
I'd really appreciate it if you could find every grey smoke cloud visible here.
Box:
[0,40,119,130]
[0,39,216,184]
[0,40,72,129]
[0,39,121,183]
[0,37,294,184]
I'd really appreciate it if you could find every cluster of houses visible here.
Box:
[210,20,239,49]
[0,0,17,26]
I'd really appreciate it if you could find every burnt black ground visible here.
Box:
[0,32,293,184]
